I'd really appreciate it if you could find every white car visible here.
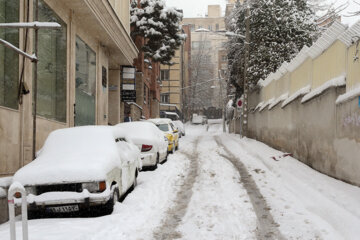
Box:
[116,121,168,170]
[12,126,141,216]
[173,120,185,136]
[192,114,203,125]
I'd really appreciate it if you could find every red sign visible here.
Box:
[237,99,243,108]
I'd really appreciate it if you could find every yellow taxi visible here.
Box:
[147,118,179,153]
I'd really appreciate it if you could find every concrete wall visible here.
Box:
[249,87,360,186]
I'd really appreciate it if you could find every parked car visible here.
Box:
[116,121,168,170]
[12,126,141,216]
[173,120,185,136]
[192,114,204,125]
[147,118,179,153]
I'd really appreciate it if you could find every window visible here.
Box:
[216,23,219,31]
[157,124,169,132]
[190,24,195,31]
[222,55,227,61]
[208,25,212,31]
[161,93,169,103]
[36,0,67,122]
[160,70,169,81]
[0,0,19,109]
[75,36,96,126]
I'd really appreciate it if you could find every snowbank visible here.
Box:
[301,75,346,103]
[0,187,6,198]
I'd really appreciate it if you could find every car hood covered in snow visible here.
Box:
[116,122,163,147]
[13,126,125,186]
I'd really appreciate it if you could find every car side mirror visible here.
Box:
[173,129,178,133]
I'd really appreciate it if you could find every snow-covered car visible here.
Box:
[192,114,203,125]
[116,121,168,170]
[173,120,185,136]
[147,118,179,153]
[12,126,141,216]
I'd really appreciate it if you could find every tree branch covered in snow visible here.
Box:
[130,0,186,65]
[226,0,319,99]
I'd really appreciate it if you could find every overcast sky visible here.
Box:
[165,0,360,26]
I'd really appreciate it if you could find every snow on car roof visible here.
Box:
[13,126,131,186]
[116,121,161,145]
[147,118,172,125]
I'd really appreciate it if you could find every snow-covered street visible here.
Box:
[1,121,360,240]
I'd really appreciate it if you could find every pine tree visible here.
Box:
[130,0,185,65]
[227,0,318,97]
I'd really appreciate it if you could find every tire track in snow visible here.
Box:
[215,136,285,240]
[152,137,200,240]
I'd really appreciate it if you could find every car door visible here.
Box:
[115,138,133,194]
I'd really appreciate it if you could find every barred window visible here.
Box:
[36,0,67,122]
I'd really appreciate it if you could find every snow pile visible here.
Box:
[282,85,311,108]
[269,93,289,110]
[13,126,139,186]
[336,84,360,104]
[301,75,346,103]
[0,176,12,188]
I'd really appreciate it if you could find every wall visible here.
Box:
[248,21,360,186]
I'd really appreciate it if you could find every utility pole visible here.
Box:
[33,0,39,160]
[242,0,250,137]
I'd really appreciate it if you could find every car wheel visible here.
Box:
[103,187,119,215]
[176,142,179,151]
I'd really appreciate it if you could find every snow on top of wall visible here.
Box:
[269,93,289,110]
[0,176,12,188]
[286,46,310,73]
[307,21,347,59]
[262,73,276,87]
[259,98,275,112]
[0,187,6,198]
[301,75,346,103]
[281,85,311,108]
[336,84,360,104]
[254,101,264,112]
[338,20,360,47]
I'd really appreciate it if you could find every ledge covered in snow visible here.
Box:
[282,85,311,108]
[254,101,264,112]
[336,85,360,104]
[269,93,289,110]
[301,75,346,103]
[259,98,275,112]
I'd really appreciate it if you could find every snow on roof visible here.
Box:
[307,21,347,60]
[269,93,289,110]
[338,20,360,47]
[282,85,311,108]
[195,28,210,32]
[116,122,162,145]
[147,118,172,124]
[164,111,179,117]
[336,84,360,105]
[301,75,346,103]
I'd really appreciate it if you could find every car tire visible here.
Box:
[176,142,179,151]
[103,187,119,215]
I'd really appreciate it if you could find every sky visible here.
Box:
[165,0,360,26]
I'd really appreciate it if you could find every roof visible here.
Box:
[147,118,172,124]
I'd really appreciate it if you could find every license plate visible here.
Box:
[46,205,79,213]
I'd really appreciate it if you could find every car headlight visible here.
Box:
[24,186,36,195]
[82,181,106,193]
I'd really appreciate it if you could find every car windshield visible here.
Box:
[157,124,169,131]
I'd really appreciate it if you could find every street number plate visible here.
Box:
[46,205,79,213]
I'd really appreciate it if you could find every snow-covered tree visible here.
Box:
[130,0,186,65]
[226,0,319,98]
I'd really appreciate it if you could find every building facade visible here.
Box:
[0,0,138,176]
[159,25,191,120]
